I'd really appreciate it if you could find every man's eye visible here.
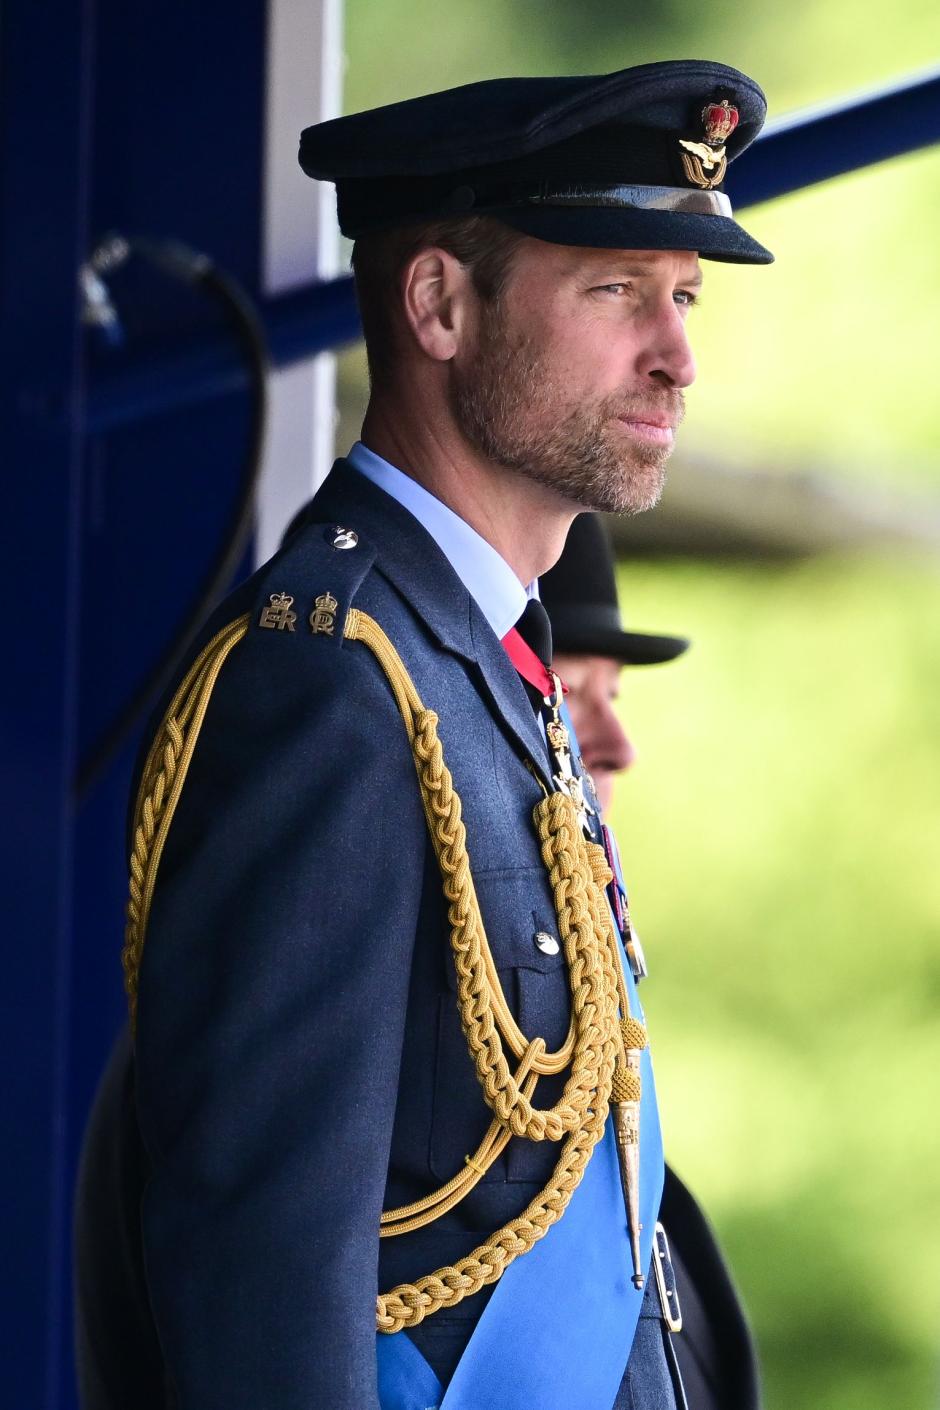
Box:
[674,289,700,308]
[595,283,632,295]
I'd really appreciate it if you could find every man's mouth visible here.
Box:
[614,414,676,446]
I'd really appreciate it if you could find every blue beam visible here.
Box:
[730,66,940,209]
[83,66,940,432]
[87,274,358,432]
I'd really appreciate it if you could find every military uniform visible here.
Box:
[76,463,759,1409]
[75,59,771,1410]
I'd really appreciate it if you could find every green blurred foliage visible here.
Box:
[340,4,940,1403]
[611,554,940,1409]
[345,0,940,112]
[684,148,940,487]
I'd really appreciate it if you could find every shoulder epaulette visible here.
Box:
[250,518,377,651]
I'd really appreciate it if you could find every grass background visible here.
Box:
[608,554,940,1409]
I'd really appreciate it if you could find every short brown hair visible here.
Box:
[350,215,524,386]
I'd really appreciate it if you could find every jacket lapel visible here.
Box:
[309,461,553,789]
[466,600,552,785]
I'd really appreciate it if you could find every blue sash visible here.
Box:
[377,1328,442,1410]
[377,711,664,1410]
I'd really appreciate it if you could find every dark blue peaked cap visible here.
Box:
[299,60,773,264]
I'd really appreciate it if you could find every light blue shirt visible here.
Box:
[346,441,537,640]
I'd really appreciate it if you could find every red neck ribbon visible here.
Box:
[500,627,568,699]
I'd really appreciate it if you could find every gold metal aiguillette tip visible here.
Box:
[612,1099,644,1289]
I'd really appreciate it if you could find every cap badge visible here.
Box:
[678,98,739,191]
[703,99,739,144]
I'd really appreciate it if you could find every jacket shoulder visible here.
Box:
[246,515,378,653]
[128,516,386,845]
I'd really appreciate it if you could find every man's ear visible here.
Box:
[401,247,473,362]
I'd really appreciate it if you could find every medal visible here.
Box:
[543,674,594,836]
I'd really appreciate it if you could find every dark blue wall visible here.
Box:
[1,3,267,1404]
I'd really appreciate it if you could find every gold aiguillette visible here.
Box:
[611,1018,648,1289]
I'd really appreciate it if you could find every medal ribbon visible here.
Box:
[499,626,567,700]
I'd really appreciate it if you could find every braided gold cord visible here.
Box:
[123,615,250,1028]
[377,1096,609,1333]
[343,609,631,1333]
[379,1040,544,1236]
[421,730,614,1142]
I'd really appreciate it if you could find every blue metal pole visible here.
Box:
[730,66,940,209]
[86,273,358,432]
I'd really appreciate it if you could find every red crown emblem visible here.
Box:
[702,99,739,145]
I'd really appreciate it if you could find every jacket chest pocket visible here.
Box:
[430,867,572,1186]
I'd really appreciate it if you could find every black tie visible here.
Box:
[513,599,554,712]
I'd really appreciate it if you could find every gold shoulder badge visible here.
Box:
[258,591,297,631]
[678,97,739,191]
[309,591,338,636]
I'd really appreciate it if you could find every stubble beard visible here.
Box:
[450,304,684,515]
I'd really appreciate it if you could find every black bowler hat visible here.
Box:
[299,60,772,265]
[540,514,689,666]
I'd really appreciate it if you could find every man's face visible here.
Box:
[552,653,635,813]
[450,240,700,515]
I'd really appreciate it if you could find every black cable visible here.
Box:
[73,236,270,803]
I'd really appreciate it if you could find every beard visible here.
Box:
[449,302,684,515]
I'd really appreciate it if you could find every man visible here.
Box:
[540,512,760,1410]
[75,61,772,1410]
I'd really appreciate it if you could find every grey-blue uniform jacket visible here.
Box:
[74,462,759,1409]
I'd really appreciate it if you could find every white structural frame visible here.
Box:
[256,0,344,565]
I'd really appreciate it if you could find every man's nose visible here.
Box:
[601,706,636,776]
[637,307,697,390]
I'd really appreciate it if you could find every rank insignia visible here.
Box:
[309,591,338,636]
[258,591,297,631]
[678,97,739,190]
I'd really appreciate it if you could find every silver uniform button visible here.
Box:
[534,931,560,956]
[332,526,358,550]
